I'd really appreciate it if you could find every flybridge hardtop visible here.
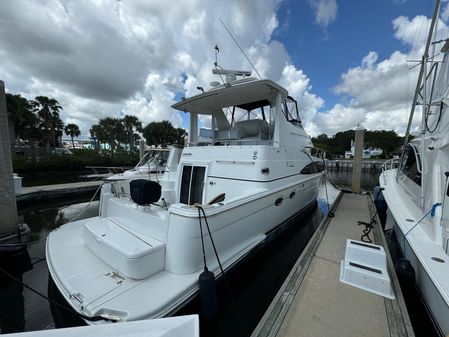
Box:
[46,66,324,324]
[172,73,310,150]
[380,1,449,335]
[172,78,288,114]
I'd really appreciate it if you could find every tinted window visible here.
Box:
[190,167,205,204]
[300,161,324,174]
[180,165,206,205]
[180,165,192,204]
[401,145,421,186]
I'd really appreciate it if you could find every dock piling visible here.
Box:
[0,80,19,237]
[352,125,366,192]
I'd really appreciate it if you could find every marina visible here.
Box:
[2,2,449,336]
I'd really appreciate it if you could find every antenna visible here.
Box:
[214,45,219,67]
[219,18,262,79]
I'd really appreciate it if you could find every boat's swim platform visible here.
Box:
[252,192,414,337]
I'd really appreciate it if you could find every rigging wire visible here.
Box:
[219,18,262,79]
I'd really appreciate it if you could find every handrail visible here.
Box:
[381,158,400,172]
[300,146,326,160]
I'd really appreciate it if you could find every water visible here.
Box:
[0,184,337,335]
[327,169,380,191]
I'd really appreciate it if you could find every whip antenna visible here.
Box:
[219,17,262,79]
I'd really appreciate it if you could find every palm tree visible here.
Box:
[31,96,63,152]
[64,123,81,148]
[90,126,99,151]
[6,93,42,160]
[122,115,142,152]
[98,117,124,155]
[6,93,32,144]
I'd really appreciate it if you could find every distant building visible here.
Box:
[344,140,383,159]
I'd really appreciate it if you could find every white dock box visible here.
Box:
[83,217,165,279]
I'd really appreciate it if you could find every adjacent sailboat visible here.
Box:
[46,66,325,324]
[380,1,449,335]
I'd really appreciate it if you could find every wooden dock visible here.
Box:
[251,193,414,337]
[16,181,103,202]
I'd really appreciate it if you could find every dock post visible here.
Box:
[0,80,18,237]
[352,125,365,193]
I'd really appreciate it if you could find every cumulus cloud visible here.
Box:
[308,0,338,29]
[2,0,312,136]
[310,11,449,136]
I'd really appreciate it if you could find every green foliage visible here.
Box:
[12,148,139,172]
[143,120,186,147]
[312,129,403,159]
[6,93,40,142]
[31,96,64,150]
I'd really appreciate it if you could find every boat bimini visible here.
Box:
[380,1,449,335]
[46,68,325,324]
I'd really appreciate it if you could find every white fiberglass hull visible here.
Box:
[380,168,449,336]
[46,174,321,324]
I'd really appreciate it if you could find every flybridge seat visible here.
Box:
[83,217,165,279]
[199,119,271,143]
[235,119,270,139]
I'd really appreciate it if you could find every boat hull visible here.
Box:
[392,220,447,336]
[46,174,322,324]
[381,168,449,337]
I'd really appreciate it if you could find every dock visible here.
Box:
[252,192,414,337]
[326,159,385,172]
[16,181,103,203]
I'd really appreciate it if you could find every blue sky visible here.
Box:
[0,0,447,138]
[275,0,436,109]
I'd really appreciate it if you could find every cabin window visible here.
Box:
[401,145,421,186]
[180,165,206,205]
[300,161,325,174]
[281,97,302,126]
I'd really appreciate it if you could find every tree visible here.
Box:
[90,125,101,151]
[122,115,142,152]
[97,117,124,155]
[312,129,404,159]
[6,93,35,144]
[31,96,63,152]
[143,120,184,147]
[364,130,402,157]
[64,123,81,148]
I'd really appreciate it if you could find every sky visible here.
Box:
[1,0,449,139]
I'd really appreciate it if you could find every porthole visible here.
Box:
[431,257,445,263]
[275,198,283,206]
[289,191,296,199]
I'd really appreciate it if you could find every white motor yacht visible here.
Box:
[106,148,176,181]
[46,68,325,324]
[380,1,449,335]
